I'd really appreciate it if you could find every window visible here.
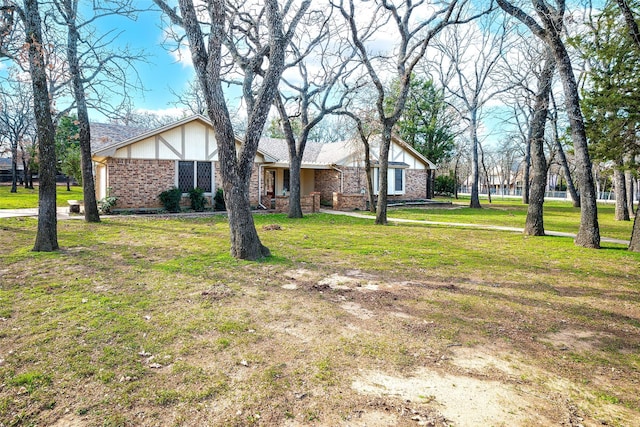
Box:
[283,169,290,192]
[178,161,194,193]
[196,162,212,192]
[373,167,405,195]
[177,161,213,193]
[395,168,403,192]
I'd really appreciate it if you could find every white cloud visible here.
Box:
[136,107,189,118]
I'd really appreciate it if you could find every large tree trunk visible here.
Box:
[625,169,635,215]
[630,202,640,252]
[164,0,303,259]
[288,155,303,218]
[224,181,270,259]
[548,31,599,247]
[26,0,59,252]
[525,53,554,236]
[63,0,100,222]
[614,162,630,221]
[496,0,598,247]
[469,108,481,209]
[375,128,392,225]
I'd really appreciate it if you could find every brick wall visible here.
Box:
[213,162,261,208]
[332,192,367,211]
[315,169,341,204]
[404,169,428,199]
[108,159,175,209]
[316,166,428,204]
[274,192,320,213]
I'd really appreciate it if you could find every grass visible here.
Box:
[0,185,84,209]
[0,206,639,425]
[379,196,635,241]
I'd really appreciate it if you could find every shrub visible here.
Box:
[189,187,207,212]
[213,188,226,211]
[159,187,182,213]
[435,174,456,196]
[98,187,117,214]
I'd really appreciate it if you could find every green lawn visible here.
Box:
[380,196,635,241]
[0,185,84,209]
[1,212,639,425]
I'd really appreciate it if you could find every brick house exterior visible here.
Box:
[91,115,435,212]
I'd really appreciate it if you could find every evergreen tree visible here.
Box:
[388,77,456,166]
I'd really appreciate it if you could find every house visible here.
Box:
[0,157,24,183]
[90,115,435,212]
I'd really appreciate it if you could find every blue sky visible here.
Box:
[85,5,194,119]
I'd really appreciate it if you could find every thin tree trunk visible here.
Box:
[470,108,481,208]
[63,0,100,222]
[550,92,580,207]
[364,144,376,213]
[454,155,460,199]
[479,141,492,204]
[617,0,640,48]
[614,162,629,221]
[555,138,580,207]
[26,0,59,252]
[630,201,640,252]
[522,135,531,204]
[274,95,304,219]
[525,52,554,236]
[11,143,17,193]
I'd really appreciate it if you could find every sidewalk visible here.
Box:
[0,207,80,220]
[319,209,631,246]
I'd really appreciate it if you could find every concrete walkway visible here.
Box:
[319,209,631,246]
[0,207,81,220]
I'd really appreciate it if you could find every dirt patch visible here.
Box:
[352,368,553,426]
[340,302,375,319]
[541,329,606,352]
[448,346,520,377]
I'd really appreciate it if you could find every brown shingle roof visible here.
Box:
[90,123,149,154]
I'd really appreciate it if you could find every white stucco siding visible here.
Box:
[128,137,157,158]
[184,123,207,160]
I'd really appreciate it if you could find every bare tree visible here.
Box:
[333,0,485,224]
[337,102,380,212]
[496,0,600,248]
[0,78,34,192]
[170,77,208,116]
[1,0,59,251]
[51,0,147,222]
[548,90,579,206]
[524,50,554,236]
[154,0,310,260]
[275,4,357,218]
[432,10,513,209]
